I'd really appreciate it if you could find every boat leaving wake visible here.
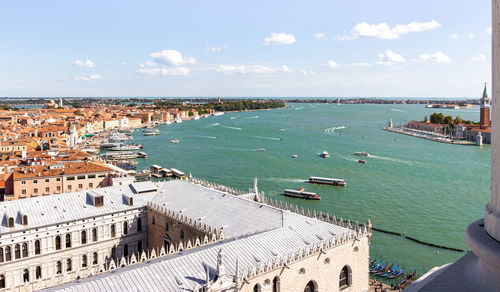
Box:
[323,126,345,135]
[295,107,304,110]
[198,135,217,139]
[391,109,406,112]
[229,116,239,120]
[222,125,242,131]
[250,135,281,141]
[210,123,220,127]
[370,155,422,166]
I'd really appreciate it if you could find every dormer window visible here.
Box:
[94,196,104,207]
[8,217,14,228]
[22,215,28,226]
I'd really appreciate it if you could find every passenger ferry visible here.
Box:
[284,189,320,200]
[100,151,138,160]
[353,152,370,157]
[100,142,123,149]
[109,144,142,151]
[319,151,330,158]
[308,176,346,186]
[171,168,185,179]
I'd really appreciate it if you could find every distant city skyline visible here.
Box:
[0,0,492,97]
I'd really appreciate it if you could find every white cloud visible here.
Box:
[301,70,315,76]
[206,42,227,52]
[376,50,405,65]
[150,50,197,66]
[327,60,340,69]
[343,20,441,40]
[470,54,487,62]
[315,33,327,40]
[140,61,157,68]
[264,33,296,45]
[352,62,371,67]
[139,67,190,76]
[215,64,275,75]
[278,65,292,72]
[74,59,95,68]
[75,74,102,81]
[451,33,475,39]
[413,51,452,64]
[487,26,492,34]
[89,74,102,80]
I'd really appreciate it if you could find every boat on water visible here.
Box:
[100,151,138,160]
[100,142,123,149]
[175,117,182,123]
[144,129,160,136]
[193,115,200,120]
[353,152,370,157]
[257,148,265,151]
[109,133,132,142]
[166,121,173,125]
[137,151,148,158]
[284,189,320,200]
[309,176,346,187]
[170,139,180,143]
[80,148,99,154]
[213,112,224,116]
[143,128,157,133]
[109,144,142,151]
[119,129,134,134]
[319,151,330,158]
[358,160,366,164]
[291,154,298,158]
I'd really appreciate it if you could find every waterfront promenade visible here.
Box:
[382,127,477,146]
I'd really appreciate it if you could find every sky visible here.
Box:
[0,0,493,98]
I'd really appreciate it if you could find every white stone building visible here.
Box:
[0,179,371,292]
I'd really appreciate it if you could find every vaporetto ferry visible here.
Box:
[308,176,346,186]
[284,189,320,200]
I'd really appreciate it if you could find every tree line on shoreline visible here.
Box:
[425,112,479,128]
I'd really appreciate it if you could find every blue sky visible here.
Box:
[0,0,492,97]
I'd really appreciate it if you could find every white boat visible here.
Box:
[213,112,225,116]
[143,128,157,133]
[353,152,370,157]
[171,168,185,179]
[291,154,298,158]
[284,189,320,200]
[109,133,132,142]
[257,148,266,151]
[80,148,99,154]
[137,151,148,158]
[166,121,173,125]
[170,139,180,143]
[110,145,142,151]
[193,115,200,120]
[319,151,330,158]
[175,117,182,123]
[100,142,123,149]
[309,176,346,187]
[100,151,138,160]
[144,129,159,136]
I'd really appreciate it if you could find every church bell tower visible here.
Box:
[480,82,491,129]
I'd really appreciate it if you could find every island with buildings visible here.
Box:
[383,83,491,146]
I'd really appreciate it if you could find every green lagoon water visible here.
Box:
[130,103,490,279]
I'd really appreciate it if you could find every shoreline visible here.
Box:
[382,127,477,146]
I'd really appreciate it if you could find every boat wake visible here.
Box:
[210,123,220,127]
[391,109,406,112]
[280,129,287,131]
[337,154,358,162]
[323,126,345,135]
[222,125,242,131]
[250,135,281,141]
[198,135,217,139]
[260,177,307,183]
[370,155,422,166]
[295,107,304,110]
[229,116,239,120]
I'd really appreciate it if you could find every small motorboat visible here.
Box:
[358,160,366,164]
[170,139,180,143]
[353,152,370,157]
[257,148,266,151]
[319,151,330,158]
[291,154,298,158]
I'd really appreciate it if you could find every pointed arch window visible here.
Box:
[339,265,352,288]
[36,266,42,280]
[56,261,62,274]
[55,236,61,250]
[110,224,116,237]
[23,269,29,282]
[34,240,41,255]
[92,228,98,242]
[5,246,11,261]
[65,234,72,248]
[81,230,87,244]
[14,244,20,259]
[22,243,28,257]
[82,255,88,268]
[273,276,281,292]
[66,258,72,271]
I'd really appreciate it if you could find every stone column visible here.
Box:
[485,0,500,241]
